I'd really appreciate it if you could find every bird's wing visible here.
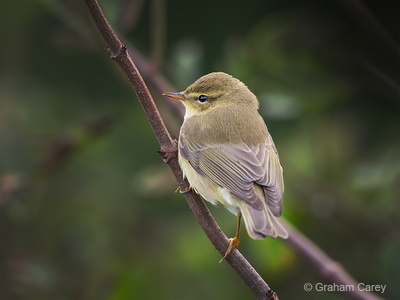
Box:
[179,134,284,216]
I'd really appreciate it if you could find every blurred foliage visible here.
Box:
[1,0,399,299]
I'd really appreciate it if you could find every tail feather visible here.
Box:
[240,202,288,240]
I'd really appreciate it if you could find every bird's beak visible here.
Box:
[162,92,188,102]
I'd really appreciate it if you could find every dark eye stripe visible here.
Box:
[198,95,208,102]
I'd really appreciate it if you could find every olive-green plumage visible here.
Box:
[163,72,288,240]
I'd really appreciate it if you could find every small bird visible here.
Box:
[163,72,288,261]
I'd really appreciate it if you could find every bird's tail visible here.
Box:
[239,201,288,240]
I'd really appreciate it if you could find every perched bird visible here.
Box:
[163,72,288,261]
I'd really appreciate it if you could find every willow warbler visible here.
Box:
[163,72,288,261]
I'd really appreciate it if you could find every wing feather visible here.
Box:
[179,133,284,216]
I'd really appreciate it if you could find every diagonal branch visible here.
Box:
[85,1,277,299]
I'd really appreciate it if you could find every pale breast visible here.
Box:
[179,155,221,206]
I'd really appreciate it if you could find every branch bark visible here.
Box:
[85,1,385,300]
[85,1,276,299]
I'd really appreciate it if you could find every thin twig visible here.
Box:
[85,1,276,299]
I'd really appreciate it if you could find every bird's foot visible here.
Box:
[219,236,240,263]
[175,186,191,193]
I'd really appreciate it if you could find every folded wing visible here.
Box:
[179,133,284,217]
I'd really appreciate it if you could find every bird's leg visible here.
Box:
[219,212,242,263]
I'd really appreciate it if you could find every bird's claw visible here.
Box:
[175,186,191,193]
[219,236,240,263]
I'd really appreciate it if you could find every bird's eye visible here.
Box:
[198,95,208,103]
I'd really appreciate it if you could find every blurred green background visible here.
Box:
[1,0,399,299]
